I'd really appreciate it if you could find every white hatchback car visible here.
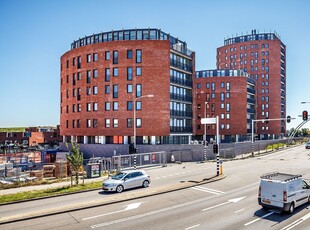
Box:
[102,170,151,193]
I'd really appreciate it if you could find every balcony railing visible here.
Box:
[170,59,193,72]
[170,110,192,117]
[170,76,193,87]
[170,126,192,133]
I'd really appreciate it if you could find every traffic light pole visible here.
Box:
[251,117,294,143]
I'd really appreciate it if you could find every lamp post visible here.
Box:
[133,94,154,169]
[204,102,208,161]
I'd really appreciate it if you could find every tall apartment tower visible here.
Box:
[217,30,286,139]
[60,28,194,145]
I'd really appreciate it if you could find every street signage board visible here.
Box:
[201,118,217,124]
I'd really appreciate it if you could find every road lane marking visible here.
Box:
[192,186,225,195]
[281,212,310,230]
[244,211,275,226]
[185,224,200,230]
[90,195,226,228]
[202,197,246,211]
[235,209,245,214]
[83,202,142,221]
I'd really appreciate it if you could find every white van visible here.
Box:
[258,172,310,213]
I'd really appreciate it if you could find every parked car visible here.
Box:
[305,142,310,149]
[258,172,310,213]
[102,170,151,193]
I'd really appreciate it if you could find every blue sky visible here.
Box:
[0,0,309,130]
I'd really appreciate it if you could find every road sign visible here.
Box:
[201,117,217,124]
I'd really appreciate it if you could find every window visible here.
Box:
[136,84,142,97]
[86,70,91,83]
[86,87,91,95]
[93,119,98,128]
[93,86,98,95]
[105,85,110,94]
[211,82,215,91]
[113,51,118,64]
[77,56,81,69]
[127,67,133,80]
[113,68,118,77]
[77,72,81,80]
[126,84,133,93]
[66,60,69,68]
[221,124,225,130]
[136,49,142,63]
[66,120,69,128]
[93,102,98,111]
[221,82,224,88]
[72,73,76,85]
[136,67,142,76]
[113,119,118,127]
[226,113,230,119]
[127,50,133,59]
[93,53,98,62]
[87,119,91,128]
[221,103,225,109]
[77,119,81,128]
[93,69,98,78]
[87,54,93,63]
[113,101,118,110]
[105,51,110,60]
[87,103,91,111]
[221,113,225,119]
[105,102,110,111]
[73,57,76,66]
[127,118,133,128]
[226,103,230,112]
[105,68,110,81]
[206,83,210,89]
[113,84,118,98]
[136,118,142,128]
[226,92,230,99]
[78,104,81,112]
[136,101,142,110]
[221,93,225,101]
[127,101,133,110]
[105,119,110,128]
[197,83,201,89]
[226,124,230,130]
[226,82,230,91]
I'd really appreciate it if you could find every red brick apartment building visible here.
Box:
[194,69,255,142]
[216,30,286,139]
[60,28,195,145]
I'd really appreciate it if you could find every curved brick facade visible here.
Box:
[60,29,194,144]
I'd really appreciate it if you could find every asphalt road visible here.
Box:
[2,145,310,230]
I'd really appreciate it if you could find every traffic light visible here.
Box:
[129,144,135,154]
[287,115,291,123]
[303,110,308,121]
[213,144,218,154]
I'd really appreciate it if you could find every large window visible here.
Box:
[127,67,133,80]
[136,67,142,76]
[127,101,133,110]
[87,54,91,63]
[105,85,110,94]
[113,101,118,110]
[105,68,110,81]
[87,103,91,111]
[136,84,142,97]
[136,118,142,128]
[105,119,110,128]
[87,70,91,83]
[105,102,110,111]
[136,101,142,110]
[113,68,118,77]
[105,51,110,60]
[93,119,98,128]
[113,51,118,64]
[93,69,98,78]
[127,50,133,59]
[136,49,142,63]
[127,84,133,93]
[113,84,118,98]
[87,119,91,128]
[127,118,133,128]
[93,102,98,111]
[113,119,118,127]
[93,53,98,62]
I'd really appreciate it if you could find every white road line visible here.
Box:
[192,187,221,195]
[90,195,218,229]
[185,224,200,230]
[281,212,310,230]
[191,186,225,195]
[196,186,225,194]
[235,208,245,214]
[244,211,275,226]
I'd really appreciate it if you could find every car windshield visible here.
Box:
[111,172,126,180]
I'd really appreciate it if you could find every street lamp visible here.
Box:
[204,102,208,161]
[133,94,154,168]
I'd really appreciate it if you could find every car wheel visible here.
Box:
[288,203,294,214]
[116,185,124,193]
[142,180,149,188]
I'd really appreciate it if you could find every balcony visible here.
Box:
[170,110,192,118]
[170,126,192,133]
[170,59,193,72]
[170,76,193,87]
[170,93,192,102]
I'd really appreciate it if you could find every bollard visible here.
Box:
[219,160,223,175]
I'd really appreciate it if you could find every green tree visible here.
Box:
[66,141,84,185]
[301,128,309,137]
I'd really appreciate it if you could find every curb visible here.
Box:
[0,173,227,224]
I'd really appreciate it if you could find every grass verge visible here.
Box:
[0,181,102,204]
